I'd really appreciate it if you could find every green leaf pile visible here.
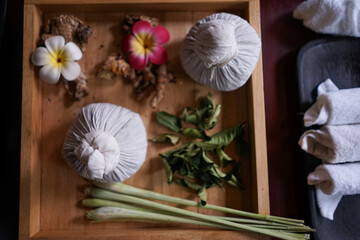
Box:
[151,93,247,206]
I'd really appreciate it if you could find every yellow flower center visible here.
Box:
[49,49,67,67]
[132,32,156,55]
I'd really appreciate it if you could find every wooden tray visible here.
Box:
[20,0,269,239]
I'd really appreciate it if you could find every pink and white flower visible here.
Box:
[122,20,170,70]
[31,35,82,84]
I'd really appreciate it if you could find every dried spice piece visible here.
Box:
[98,52,136,82]
[63,72,89,101]
[122,15,159,34]
[153,94,246,205]
[38,14,93,52]
[150,64,174,109]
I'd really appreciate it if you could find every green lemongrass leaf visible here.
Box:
[161,158,174,185]
[198,93,221,130]
[199,92,215,109]
[206,123,245,147]
[225,173,243,188]
[179,161,190,176]
[189,156,201,170]
[156,111,182,132]
[175,179,202,191]
[210,166,227,178]
[199,151,214,172]
[181,128,206,140]
[193,141,218,151]
[216,147,234,167]
[198,185,208,206]
[150,134,180,145]
[199,171,223,189]
[201,104,221,130]
[182,107,198,125]
[175,178,209,206]
[159,142,190,159]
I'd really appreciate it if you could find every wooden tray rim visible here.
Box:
[20,0,269,239]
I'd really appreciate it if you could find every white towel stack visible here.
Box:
[298,79,360,220]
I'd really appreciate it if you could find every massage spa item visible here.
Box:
[63,103,148,182]
[303,79,360,127]
[179,12,261,91]
[299,124,360,164]
[294,0,360,38]
[307,163,360,220]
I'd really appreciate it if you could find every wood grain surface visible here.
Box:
[19,1,269,239]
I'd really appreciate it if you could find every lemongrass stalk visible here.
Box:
[84,198,300,229]
[82,198,154,212]
[87,206,238,230]
[215,216,293,226]
[247,225,315,232]
[92,182,303,225]
[90,188,307,240]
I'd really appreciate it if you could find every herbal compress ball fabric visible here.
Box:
[63,103,148,182]
[179,12,261,91]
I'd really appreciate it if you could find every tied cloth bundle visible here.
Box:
[63,103,148,183]
[179,12,261,91]
[298,79,360,220]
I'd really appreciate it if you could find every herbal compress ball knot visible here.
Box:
[194,20,238,68]
[75,130,120,179]
[63,103,148,182]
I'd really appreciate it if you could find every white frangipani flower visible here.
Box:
[31,35,82,84]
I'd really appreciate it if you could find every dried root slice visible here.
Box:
[150,64,175,109]
[122,15,159,34]
[38,14,93,52]
[63,72,89,101]
[97,52,136,82]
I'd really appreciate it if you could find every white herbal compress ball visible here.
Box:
[180,13,261,91]
[62,103,148,182]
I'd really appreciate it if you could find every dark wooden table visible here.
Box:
[1,0,325,238]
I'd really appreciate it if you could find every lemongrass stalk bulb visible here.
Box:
[31,35,82,84]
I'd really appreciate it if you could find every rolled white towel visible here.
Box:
[307,163,360,220]
[299,124,360,163]
[293,0,360,37]
[303,79,360,127]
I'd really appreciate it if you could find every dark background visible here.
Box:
[1,0,325,239]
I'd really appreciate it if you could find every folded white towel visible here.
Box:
[307,163,360,220]
[303,79,360,127]
[299,124,360,163]
[293,0,360,37]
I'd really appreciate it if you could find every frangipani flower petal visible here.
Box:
[132,20,152,36]
[31,47,51,66]
[129,53,149,71]
[151,26,170,44]
[149,45,168,65]
[45,36,66,58]
[62,42,82,61]
[122,34,134,52]
[61,61,81,81]
[40,64,61,84]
